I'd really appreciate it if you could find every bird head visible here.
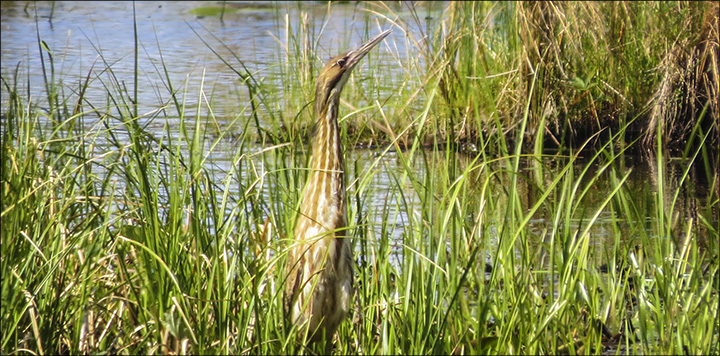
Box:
[314,29,392,116]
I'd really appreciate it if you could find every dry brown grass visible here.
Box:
[644,1,719,151]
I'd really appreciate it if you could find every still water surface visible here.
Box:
[1,1,429,121]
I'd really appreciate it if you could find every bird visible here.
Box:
[284,28,392,349]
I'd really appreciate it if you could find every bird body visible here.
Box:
[284,29,391,346]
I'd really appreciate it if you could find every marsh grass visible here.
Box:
[2,1,719,355]
[420,1,718,156]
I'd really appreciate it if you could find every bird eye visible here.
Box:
[336,58,346,67]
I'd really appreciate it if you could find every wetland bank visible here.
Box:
[1,1,718,354]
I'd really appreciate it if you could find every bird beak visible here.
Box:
[344,29,392,69]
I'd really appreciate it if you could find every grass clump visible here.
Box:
[419,1,718,156]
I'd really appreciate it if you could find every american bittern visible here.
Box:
[284,29,392,346]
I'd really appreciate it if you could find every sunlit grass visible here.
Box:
[1,1,718,355]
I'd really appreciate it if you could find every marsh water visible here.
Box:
[1,2,715,270]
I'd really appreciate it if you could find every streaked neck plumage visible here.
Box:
[300,87,346,234]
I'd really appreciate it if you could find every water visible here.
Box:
[1,1,434,121]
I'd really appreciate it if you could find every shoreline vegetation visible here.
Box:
[2,1,718,355]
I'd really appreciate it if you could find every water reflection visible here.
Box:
[224,142,716,274]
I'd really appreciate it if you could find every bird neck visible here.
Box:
[310,97,345,183]
[300,96,346,222]
[311,98,344,174]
